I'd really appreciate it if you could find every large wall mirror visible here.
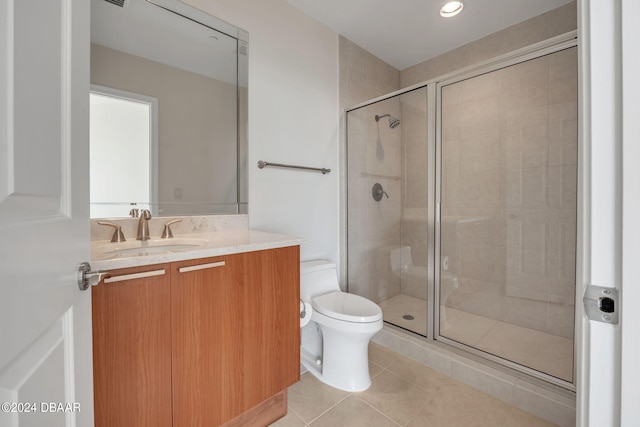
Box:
[90,0,248,218]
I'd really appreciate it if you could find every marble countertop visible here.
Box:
[91,229,303,271]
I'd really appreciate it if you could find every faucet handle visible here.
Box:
[161,219,182,239]
[129,202,139,217]
[97,221,126,243]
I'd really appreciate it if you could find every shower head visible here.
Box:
[375,114,401,129]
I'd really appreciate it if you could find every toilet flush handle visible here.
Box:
[300,299,306,318]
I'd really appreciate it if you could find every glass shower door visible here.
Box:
[437,47,578,384]
[346,87,429,336]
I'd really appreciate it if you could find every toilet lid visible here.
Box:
[312,291,382,323]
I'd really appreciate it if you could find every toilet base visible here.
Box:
[300,316,382,392]
[301,345,372,392]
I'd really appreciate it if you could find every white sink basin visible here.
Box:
[103,238,208,258]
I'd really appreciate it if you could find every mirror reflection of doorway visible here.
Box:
[89,85,158,218]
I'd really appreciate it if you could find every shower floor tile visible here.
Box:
[442,307,574,382]
[440,306,497,345]
[379,294,427,336]
[377,295,574,383]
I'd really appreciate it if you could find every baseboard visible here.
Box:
[221,391,288,427]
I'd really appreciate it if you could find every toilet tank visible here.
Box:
[300,260,340,302]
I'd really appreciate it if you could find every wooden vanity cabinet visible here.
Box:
[171,246,300,426]
[92,245,300,427]
[92,263,172,427]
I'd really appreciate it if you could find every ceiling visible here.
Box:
[287,0,573,70]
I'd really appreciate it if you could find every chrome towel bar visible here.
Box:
[257,160,331,175]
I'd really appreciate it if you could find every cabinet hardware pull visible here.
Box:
[178,261,226,273]
[103,269,166,283]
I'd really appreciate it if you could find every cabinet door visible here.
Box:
[171,254,244,426]
[92,264,172,427]
[242,246,300,408]
[171,246,300,426]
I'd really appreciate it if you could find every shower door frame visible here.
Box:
[433,37,579,391]
[345,30,579,391]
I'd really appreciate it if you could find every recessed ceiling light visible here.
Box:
[440,1,465,18]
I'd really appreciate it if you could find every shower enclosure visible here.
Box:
[346,40,577,387]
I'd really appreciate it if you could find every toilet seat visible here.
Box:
[312,291,382,323]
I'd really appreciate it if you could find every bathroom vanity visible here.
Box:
[91,224,302,427]
[89,0,300,424]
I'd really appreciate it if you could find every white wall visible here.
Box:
[184,0,340,265]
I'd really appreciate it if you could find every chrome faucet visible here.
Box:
[136,209,152,241]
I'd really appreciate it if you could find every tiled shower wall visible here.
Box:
[399,89,429,299]
[340,37,403,300]
[346,98,404,303]
[440,47,577,338]
[339,37,400,110]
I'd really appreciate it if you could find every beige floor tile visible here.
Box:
[369,361,385,378]
[287,373,349,423]
[504,408,560,426]
[369,342,403,369]
[385,353,457,392]
[309,396,400,427]
[285,345,565,427]
[358,370,435,425]
[420,381,513,426]
[406,411,495,427]
[269,409,306,427]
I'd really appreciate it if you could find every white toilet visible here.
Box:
[300,260,383,392]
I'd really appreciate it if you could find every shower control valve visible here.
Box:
[372,183,389,202]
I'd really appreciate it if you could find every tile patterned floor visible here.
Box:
[380,294,574,382]
[271,343,559,427]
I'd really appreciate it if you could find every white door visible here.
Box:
[578,0,640,425]
[0,0,93,426]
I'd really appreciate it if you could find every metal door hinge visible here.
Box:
[583,285,618,324]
